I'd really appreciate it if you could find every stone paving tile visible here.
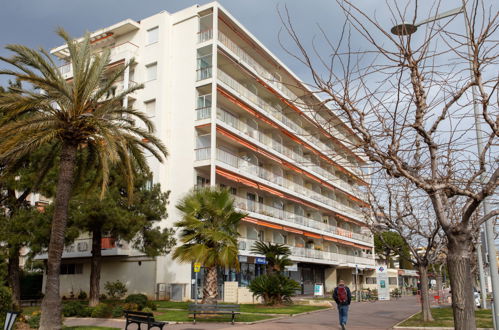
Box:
[64,296,420,330]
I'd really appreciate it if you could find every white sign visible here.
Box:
[314,284,324,296]
[285,263,298,272]
[376,266,390,301]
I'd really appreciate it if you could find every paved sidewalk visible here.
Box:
[65,296,420,329]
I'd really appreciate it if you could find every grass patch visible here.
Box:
[154,301,328,315]
[154,310,274,322]
[155,300,190,309]
[400,307,492,328]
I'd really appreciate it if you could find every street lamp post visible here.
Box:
[390,5,499,329]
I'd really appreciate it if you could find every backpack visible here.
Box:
[337,286,348,304]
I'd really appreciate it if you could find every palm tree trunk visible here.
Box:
[447,232,476,330]
[418,264,433,322]
[89,228,102,307]
[202,266,218,304]
[8,250,21,308]
[39,143,77,330]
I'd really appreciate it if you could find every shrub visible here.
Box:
[0,286,13,317]
[248,274,301,305]
[63,301,84,317]
[104,280,128,299]
[99,293,108,300]
[90,303,113,318]
[122,302,139,311]
[142,307,153,313]
[146,300,157,311]
[111,305,124,318]
[79,306,94,317]
[27,312,40,328]
[77,290,88,300]
[124,294,148,310]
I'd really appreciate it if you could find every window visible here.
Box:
[145,99,156,116]
[196,176,209,187]
[60,263,83,275]
[389,277,398,285]
[366,277,377,284]
[247,226,259,240]
[147,27,159,44]
[229,187,237,195]
[146,62,157,81]
[257,230,265,242]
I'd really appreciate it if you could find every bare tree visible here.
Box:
[279,0,498,328]
[367,176,446,322]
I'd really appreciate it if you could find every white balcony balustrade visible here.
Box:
[194,146,365,222]
[217,31,362,159]
[238,238,374,266]
[232,195,371,244]
[216,69,364,178]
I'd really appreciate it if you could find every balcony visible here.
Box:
[58,42,139,80]
[216,69,363,178]
[198,29,213,43]
[197,67,212,81]
[215,107,367,200]
[194,146,365,222]
[238,238,375,267]
[217,31,363,160]
[196,106,211,120]
[36,237,132,260]
[232,195,372,244]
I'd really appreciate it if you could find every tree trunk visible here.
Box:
[418,264,434,322]
[39,143,77,330]
[447,232,476,330]
[436,265,443,303]
[8,250,21,308]
[202,266,218,304]
[89,229,102,307]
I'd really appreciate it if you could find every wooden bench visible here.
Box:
[124,310,167,330]
[188,303,240,325]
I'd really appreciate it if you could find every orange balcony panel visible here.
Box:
[304,232,322,239]
[283,226,303,235]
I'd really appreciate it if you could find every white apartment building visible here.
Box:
[43,2,375,301]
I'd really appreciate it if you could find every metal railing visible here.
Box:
[233,195,372,243]
[216,68,364,178]
[238,238,374,266]
[213,109,368,210]
[217,31,364,163]
[198,29,213,43]
[196,107,211,120]
[194,146,365,222]
[196,67,212,81]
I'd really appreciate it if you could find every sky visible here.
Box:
[0,0,465,87]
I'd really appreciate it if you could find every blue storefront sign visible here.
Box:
[255,257,267,265]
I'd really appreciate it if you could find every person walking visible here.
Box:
[333,280,352,330]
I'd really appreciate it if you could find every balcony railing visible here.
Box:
[216,69,364,178]
[216,107,367,200]
[233,195,372,243]
[194,146,365,221]
[58,42,139,80]
[196,107,211,120]
[238,238,374,266]
[217,31,362,160]
[197,67,212,81]
[198,29,213,43]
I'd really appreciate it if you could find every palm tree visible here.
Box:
[250,241,292,274]
[173,187,246,303]
[0,30,167,329]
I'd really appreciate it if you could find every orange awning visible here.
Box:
[283,226,303,234]
[323,236,339,242]
[304,232,322,239]
[242,217,260,224]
